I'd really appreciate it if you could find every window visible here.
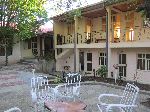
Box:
[129,28,134,41]
[86,19,91,40]
[99,53,106,66]
[32,37,38,54]
[87,53,92,61]
[113,15,121,39]
[137,53,150,70]
[125,12,134,41]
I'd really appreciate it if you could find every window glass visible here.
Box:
[87,63,92,71]
[87,53,92,61]
[146,54,150,59]
[137,53,150,70]
[99,53,106,66]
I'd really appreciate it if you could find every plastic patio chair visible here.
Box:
[54,73,81,101]
[4,107,21,112]
[97,83,139,112]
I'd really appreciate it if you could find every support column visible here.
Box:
[106,7,112,78]
[74,16,78,72]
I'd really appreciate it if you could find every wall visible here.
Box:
[110,48,150,85]
[20,40,34,58]
[0,38,21,65]
[56,53,74,72]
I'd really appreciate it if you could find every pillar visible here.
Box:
[74,16,79,72]
[106,6,112,78]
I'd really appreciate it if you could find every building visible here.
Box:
[0,27,53,65]
[52,0,150,84]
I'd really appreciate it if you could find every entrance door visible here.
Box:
[118,54,127,79]
[86,53,92,72]
[79,52,84,71]
[32,37,38,55]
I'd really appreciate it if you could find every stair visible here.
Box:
[19,58,38,65]
[56,49,73,60]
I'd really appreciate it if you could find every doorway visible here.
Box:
[86,53,92,72]
[79,52,84,71]
[118,53,127,79]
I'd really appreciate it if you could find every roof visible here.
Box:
[51,0,143,21]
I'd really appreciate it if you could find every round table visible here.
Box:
[45,101,87,112]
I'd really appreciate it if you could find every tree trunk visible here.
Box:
[5,46,8,66]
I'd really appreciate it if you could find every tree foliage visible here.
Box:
[0,0,48,40]
[0,0,48,65]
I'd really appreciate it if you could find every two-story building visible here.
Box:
[52,0,150,84]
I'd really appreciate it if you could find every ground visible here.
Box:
[0,64,150,112]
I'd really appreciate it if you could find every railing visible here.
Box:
[56,32,107,45]
[56,27,149,45]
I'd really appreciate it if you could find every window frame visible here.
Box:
[99,52,106,66]
[137,53,150,71]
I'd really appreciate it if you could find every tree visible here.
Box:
[0,0,48,65]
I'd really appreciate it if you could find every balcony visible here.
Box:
[55,26,150,49]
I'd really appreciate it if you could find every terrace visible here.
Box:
[0,64,150,112]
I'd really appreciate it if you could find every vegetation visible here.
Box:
[54,74,63,84]
[0,0,48,65]
[96,66,108,78]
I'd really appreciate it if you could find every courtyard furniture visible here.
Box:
[97,83,139,112]
[4,107,21,112]
[54,73,81,101]
[44,101,86,112]
[31,76,49,89]
[30,74,50,112]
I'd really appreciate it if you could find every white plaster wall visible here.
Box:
[110,48,150,84]
[56,53,74,72]
[0,39,21,65]
[56,47,150,84]
[20,40,34,58]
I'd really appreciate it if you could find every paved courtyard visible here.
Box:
[0,64,150,112]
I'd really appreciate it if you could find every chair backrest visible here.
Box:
[65,73,81,86]
[120,83,139,112]
[31,76,48,89]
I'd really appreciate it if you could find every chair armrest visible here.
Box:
[106,104,137,112]
[4,107,21,112]
[98,94,124,105]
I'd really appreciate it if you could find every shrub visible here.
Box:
[96,66,107,78]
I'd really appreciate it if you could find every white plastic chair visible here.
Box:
[97,83,139,112]
[30,74,49,112]
[54,73,81,101]
[4,107,21,112]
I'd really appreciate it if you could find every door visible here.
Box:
[79,52,84,71]
[32,37,38,55]
[86,53,92,72]
[118,54,127,79]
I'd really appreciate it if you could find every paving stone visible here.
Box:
[0,63,150,112]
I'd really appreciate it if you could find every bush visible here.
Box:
[96,66,107,78]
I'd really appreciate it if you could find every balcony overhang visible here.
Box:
[51,0,144,21]
[111,41,150,48]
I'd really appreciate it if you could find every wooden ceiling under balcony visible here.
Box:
[52,0,143,21]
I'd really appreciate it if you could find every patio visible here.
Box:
[0,64,150,112]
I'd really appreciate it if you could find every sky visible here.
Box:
[41,0,102,31]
